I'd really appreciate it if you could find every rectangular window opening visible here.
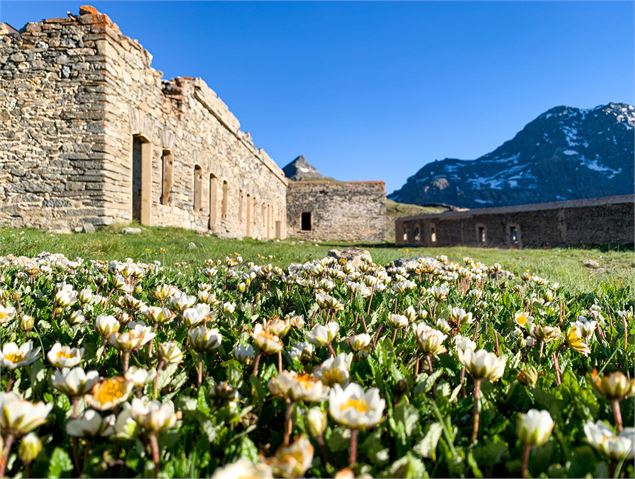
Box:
[301,212,312,231]
[477,225,486,244]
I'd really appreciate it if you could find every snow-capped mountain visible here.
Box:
[389,103,634,208]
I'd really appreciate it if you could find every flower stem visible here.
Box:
[552,352,562,386]
[283,400,294,446]
[277,351,283,373]
[612,399,623,432]
[327,343,336,357]
[122,351,130,374]
[521,444,531,478]
[425,354,433,373]
[252,353,262,377]
[197,354,203,387]
[0,433,14,478]
[349,429,359,467]
[470,378,482,444]
[149,432,160,479]
[154,360,165,399]
[316,434,329,467]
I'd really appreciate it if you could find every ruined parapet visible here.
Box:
[0,5,288,238]
[287,180,386,242]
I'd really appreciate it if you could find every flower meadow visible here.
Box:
[0,251,632,478]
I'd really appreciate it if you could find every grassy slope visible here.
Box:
[0,226,632,292]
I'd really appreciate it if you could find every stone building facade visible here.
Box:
[396,195,634,248]
[0,6,287,239]
[287,180,386,242]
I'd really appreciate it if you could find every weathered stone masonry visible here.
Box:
[287,181,386,242]
[0,6,287,238]
[396,195,635,248]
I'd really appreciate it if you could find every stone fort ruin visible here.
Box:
[0,6,386,241]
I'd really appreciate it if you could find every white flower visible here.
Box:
[328,383,385,430]
[268,371,329,402]
[158,341,184,365]
[388,313,409,329]
[314,353,352,386]
[454,335,477,364]
[0,392,52,435]
[85,377,133,411]
[449,307,473,325]
[188,325,222,352]
[130,398,178,433]
[252,324,283,354]
[233,343,256,365]
[347,333,371,352]
[66,409,115,437]
[183,304,210,328]
[517,409,554,446]
[95,315,120,337]
[413,323,447,356]
[584,421,635,460]
[125,366,156,388]
[289,341,315,362]
[170,292,196,313]
[0,341,41,369]
[78,288,93,305]
[459,348,506,382]
[52,367,99,396]
[0,304,16,324]
[306,322,339,347]
[211,459,273,479]
[55,284,78,308]
[144,306,174,325]
[514,311,533,329]
[47,343,83,368]
[266,435,314,479]
[109,321,155,351]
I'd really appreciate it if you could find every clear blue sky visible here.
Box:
[2,1,633,192]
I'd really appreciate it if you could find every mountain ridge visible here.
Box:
[389,102,635,208]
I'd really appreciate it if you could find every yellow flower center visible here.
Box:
[340,398,369,413]
[92,377,128,404]
[57,350,76,359]
[516,314,528,326]
[296,374,319,388]
[4,352,25,363]
[0,312,8,319]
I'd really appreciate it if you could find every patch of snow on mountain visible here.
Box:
[561,126,579,146]
[580,156,622,178]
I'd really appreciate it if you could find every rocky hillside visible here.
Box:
[282,155,329,181]
[389,103,635,208]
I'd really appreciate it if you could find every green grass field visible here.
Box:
[0,226,632,292]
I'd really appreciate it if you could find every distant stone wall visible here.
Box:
[396,195,634,248]
[287,181,386,242]
[0,6,287,238]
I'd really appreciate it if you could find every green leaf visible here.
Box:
[47,448,73,478]
[382,453,428,479]
[413,422,443,460]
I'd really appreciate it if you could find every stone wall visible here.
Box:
[287,181,386,242]
[396,195,634,248]
[0,6,287,238]
[0,12,109,230]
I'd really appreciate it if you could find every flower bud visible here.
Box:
[20,314,34,332]
[19,433,42,464]
[517,366,538,388]
[307,407,327,437]
[517,409,554,446]
[592,370,635,401]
